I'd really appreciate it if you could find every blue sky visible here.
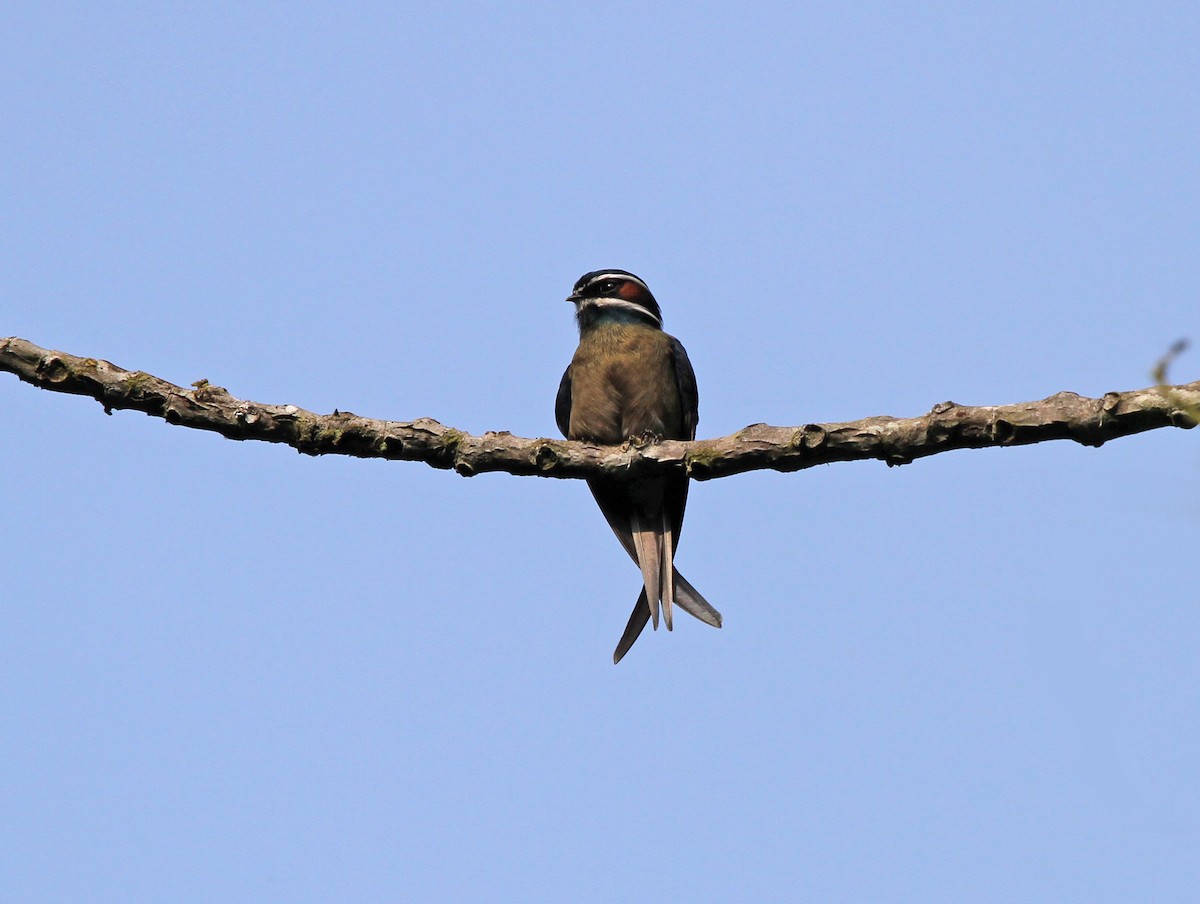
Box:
[3,3,1198,901]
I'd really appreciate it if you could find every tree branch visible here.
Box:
[3,336,1196,481]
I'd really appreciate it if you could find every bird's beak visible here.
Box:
[565,293,581,303]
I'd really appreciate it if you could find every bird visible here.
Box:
[555,269,722,662]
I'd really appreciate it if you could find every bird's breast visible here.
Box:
[568,324,684,444]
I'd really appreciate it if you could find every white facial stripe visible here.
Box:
[588,272,650,293]
[579,297,661,325]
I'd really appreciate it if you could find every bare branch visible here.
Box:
[3,336,1196,481]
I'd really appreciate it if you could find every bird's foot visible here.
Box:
[625,430,663,449]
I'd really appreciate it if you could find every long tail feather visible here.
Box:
[660,512,675,631]
[630,511,661,630]
[596,494,721,631]
[589,479,720,657]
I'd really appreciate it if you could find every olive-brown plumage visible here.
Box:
[556,269,721,662]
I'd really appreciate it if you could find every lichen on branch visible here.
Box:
[2,336,1196,481]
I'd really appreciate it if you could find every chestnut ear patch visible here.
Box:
[618,281,643,300]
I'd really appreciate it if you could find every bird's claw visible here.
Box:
[626,430,662,449]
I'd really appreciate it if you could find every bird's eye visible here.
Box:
[599,280,619,293]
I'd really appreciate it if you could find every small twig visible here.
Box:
[1153,339,1199,428]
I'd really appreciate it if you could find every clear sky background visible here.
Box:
[3,3,1199,901]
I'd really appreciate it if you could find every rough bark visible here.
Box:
[2,336,1196,481]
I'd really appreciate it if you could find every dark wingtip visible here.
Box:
[673,572,723,629]
[612,634,636,664]
[613,590,652,663]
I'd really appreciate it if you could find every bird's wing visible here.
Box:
[554,364,572,438]
[673,572,722,628]
[589,479,722,629]
[613,589,652,663]
[668,336,699,440]
[613,573,722,663]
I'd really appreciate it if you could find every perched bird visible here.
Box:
[555,269,722,662]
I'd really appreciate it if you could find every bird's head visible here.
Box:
[566,269,662,330]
